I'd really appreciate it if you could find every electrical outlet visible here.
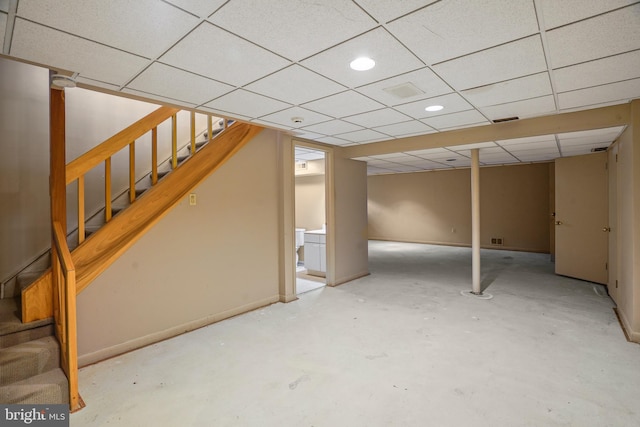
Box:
[189,193,196,206]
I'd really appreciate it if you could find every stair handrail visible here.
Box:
[51,221,83,411]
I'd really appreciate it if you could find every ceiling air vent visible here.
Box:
[591,147,607,152]
[492,116,519,123]
[382,82,424,99]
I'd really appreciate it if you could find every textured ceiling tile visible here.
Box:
[558,78,640,110]
[127,63,233,105]
[10,19,149,85]
[205,90,291,119]
[121,88,197,108]
[433,36,547,90]
[161,23,290,87]
[17,0,198,58]
[539,0,636,29]
[462,73,552,107]
[164,0,227,18]
[317,136,355,146]
[259,107,331,129]
[546,4,640,68]
[357,0,438,23]
[335,128,390,143]
[554,50,640,93]
[480,153,520,164]
[450,142,498,151]
[245,65,345,106]
[480,95,557,120]
[501,140,559,151]
[343,108,412,128]
[373,120,436,137]
[0,1,8,12]
[209,0,375,61]
[497,135,557,145]
[302,91,384,118]
[76,76,122,92]
[356,67,452,106]
[408,147,454,157]
[300,120,363,136]
[388,0,538,65]
[394,93,473,120]
[514,153,560,162]
[301,28,424,88]
[421,110,489,130]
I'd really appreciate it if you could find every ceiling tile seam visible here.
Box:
[556,76,640,95]
[1,0,17,55]
[383,0,443,26]
[379,25,426,67]
[205,0,231,19]
[370,118,436,133]
[196,90,294,112]
[342,108,416,126]
[459,70,552,93]
[543,1,640,32]
[121,86,198,106]
[533,0,560,112]
[292,25,384,64]
[551,47,640,72]
[559,98,636,113]
[159,0,200,19]
[350,0,380,24]
[475,93,555,110]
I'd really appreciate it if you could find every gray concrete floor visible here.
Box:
[71,241,640,426]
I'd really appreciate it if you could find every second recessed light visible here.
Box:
[425,105,444,112]
[350,57,375,71]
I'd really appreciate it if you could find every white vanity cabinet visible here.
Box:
[304,231,326,276]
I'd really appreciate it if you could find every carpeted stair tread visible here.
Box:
[0,368,68,404]
[16,271,46,292]
[0,336,60,386]
[0,298,52,338]
[0,324,54,351]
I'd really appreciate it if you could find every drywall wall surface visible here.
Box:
[295,174,325,231]
[367,163,550,252]
[0,57,50,284]
[77,129,281,365]
[332,157,368,285]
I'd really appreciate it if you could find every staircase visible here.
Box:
[0,99,260,409]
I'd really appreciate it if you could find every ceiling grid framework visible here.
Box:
[3,0,639,174]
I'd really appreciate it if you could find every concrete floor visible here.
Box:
[71,241,640,426]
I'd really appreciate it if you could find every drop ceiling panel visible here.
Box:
[554,50,640,93]
[546,4,640,69]
[160,23,290,87]
[259,107,331,129]
[388,0,539,65]
[408,147,454,157]
[17,0,198,58]
[76,76,121,92]
[0,12,6,48]
[302,91,384,118]
[301,28,424,88]
[451,142,499,151]
[394,93,473,120]
[558,78,640,110]
[497,135,558,146]
[356,0,438,23]
[164,0,228,18]
[204,89,290,118]
[127,63,233,105]
[502,140,559,151]
[344,108,412,128]
[201,107,252,122]
[514,153,560,162]
[122,88,197,108]
[433,36,547,90]
[421,110,489,130]
[509,147,560,156]
[336,129,390,143]
[316,136,351,146]
[480,153,520,164]
[0,1,8,12]
[356,68,452,106]
[462,73,552,107]
[373,120,435,138]
[301,120,363,136]
[558,126,625,140]
[245,65,345,105]
[480,95,557,120]
[10,19,149,85]
[370,152,420,161]
[209,0,376,61]
[539,0,637,30]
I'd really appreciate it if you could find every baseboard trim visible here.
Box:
[279,294,298,303]
[328,271,369,287]
[78,294,280,367]
[614,307,640,344]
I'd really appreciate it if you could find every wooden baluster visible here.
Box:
[129,141,135,203]
[105,157,112,222]
[151,127,158,185]
[190,111,196,155]
[172,114,177,169]
[207,115,213,141]
[77,176,85,244]
[65,267,80,410]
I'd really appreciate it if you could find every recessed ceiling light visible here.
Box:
[425,105,444,112]
[350,57,375,71]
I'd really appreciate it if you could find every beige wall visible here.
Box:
[295,174,325,231]
[368,163,551,253]
[77,130,281,365]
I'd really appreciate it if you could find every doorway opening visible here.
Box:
[294,145,327,295]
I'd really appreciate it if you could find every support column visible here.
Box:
[277,133,297,303]
[471,148,481,294]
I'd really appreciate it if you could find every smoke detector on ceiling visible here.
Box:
[50,74,76,89]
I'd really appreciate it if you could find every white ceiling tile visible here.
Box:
[558,129,621,146]
[302,91,384,118]
[301,27,424,88]
[205,89,290,118]
[316,136,351,145]
[344,108,412,128]
[164,0,227,18]
[388,0,539,65]
[0,12,6,48]
[300,120,363,135]
[514,153,560,162]
[558,126,625,140]
[497,135,557,145]
[251,118,293,130]
[371,153,419,160]
[480,154,520,164]
[451,142,499,151]
[408,147,453,157]
[509,148,560,157]
[462,73,552,107]
[554,50,640,93]
[10,19,149,85]
[209,0,376,61]
[161,23,290,87]
[373,120,435,137]
[76,76,121,92]
[502,140,559,151]
[336,129,390,143]
[245,65,345,106]
[259,107,331,129]
[539,0,637,29]
[422,109,489,130]
[356,67,452,106]
[357,0,438,23]
[127,63,233,105]
[383,164,424,172]
[17,0,199,58]
[433,36,547,90]
[201,107,252,122]
[367,167,394,175]
[558,79,640,110]
[291,131,325,141]
[394,93,473,120]
[121,88,197,108]
[480,95,557,121]
[546,4,640,68]
[0,1,8,12]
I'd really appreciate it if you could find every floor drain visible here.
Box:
[460,290,494,300]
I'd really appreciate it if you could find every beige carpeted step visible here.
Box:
[0,368,68,404]
[0,336,60,386]
[0,298,53,345]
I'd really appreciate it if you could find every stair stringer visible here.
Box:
[22,122,263,321]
